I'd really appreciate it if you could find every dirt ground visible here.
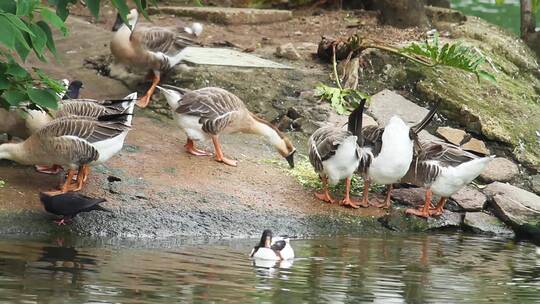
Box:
[0,9,399,238]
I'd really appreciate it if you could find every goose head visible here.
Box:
[258,229,273,248]
[157,85,182,110]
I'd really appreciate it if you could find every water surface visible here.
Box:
[451,0,540,34]
[0,234,538,303]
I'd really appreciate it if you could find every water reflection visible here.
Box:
[0,234,537,303]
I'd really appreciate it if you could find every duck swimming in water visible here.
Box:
[250,229,295,260]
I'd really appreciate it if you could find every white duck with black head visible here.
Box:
[250,229,295,261]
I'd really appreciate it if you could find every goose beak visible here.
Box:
[285,150,296,168]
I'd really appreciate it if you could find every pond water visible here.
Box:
[451,0,540,34]
[0,233,538,303]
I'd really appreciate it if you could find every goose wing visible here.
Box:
[38,116,129,144]
[175,87,246,135]
[308,126,350,173]
[361,125,384,157]
[132,26,196,54]
[57,100,134,119]
[420,141,478,167]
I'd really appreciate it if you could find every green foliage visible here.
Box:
[0,0,153,111]
[400,33,496,83]
[0,180,4,188]
[314,84,369,115]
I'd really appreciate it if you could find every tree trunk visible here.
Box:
[520,0,536,41]
[374,0,429,28]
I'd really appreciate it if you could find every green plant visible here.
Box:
[400,33,496,83]
[0,0,155,112]
[0,180,5,188]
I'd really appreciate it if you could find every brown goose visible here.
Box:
[0,109,135,194]
[402,140,494,218]
[358,106,437,209]
[110,9,202,108]
[308,100,371,208]
[158,85,296,167]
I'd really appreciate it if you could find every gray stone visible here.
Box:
[480,158,519,183]
[149,6,292,25]
[368,89,429,126]
[463,212,515,236]
[450,186,487,211]
[391,188,425,207]
[484,182,540,233]
[426,210,463,229]
[437,126,466,145]
[418,130,444,143]
[275,43,302,60]
[529,174,540,195]
[180,47,292,69]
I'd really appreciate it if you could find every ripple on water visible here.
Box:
[0,234,538,303]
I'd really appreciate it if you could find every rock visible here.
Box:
[427,0,451,9]
[286,107,301,120]
[461,138,490,155]
[530,174,540,195]
[426,210,463,229]
[362,114,378,128]
[391,188,426,207]
[148,6,292,25]
[368,89,429,126]
[450,186,486,211]
[378,208,462,232]
[436,126,466,145]
[418,130,444,143]
[484,182,540,238]
[463,212,514,236]
[480,158,519,183]
[275,43,302,60]
[276,115,293,131]
[294,42,318,55]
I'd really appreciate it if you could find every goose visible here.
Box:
[359,106,438,209]
[157,85,296,167]
[250,229,295,260]
[0,95,137,194]
[110,9,203,108]
[308,99,370,208]
[0,79,82,141]
[34,93,138,175]
[402,140,494,218]
[40,192,111,225]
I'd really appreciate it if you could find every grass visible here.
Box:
[0,180,5,188]
[260,154,385,197]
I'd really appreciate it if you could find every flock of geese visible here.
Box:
[0,7,494,238]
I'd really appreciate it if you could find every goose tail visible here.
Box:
[347,97,367,146]
[412,103,438,134]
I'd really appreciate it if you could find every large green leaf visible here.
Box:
[0,74,9,90]
[134,0,150,20]
[36,21,57,57]
[14,32,32,61]
[27,88,58,110]
[29,23,47,55]
[3,90,28,106]
[2,12,35,37]
[6,62,30,79]
[40,7,67,35]
[15,0,37,17]
[86,0,101,20]
[0,15,15,49]
[0,0,16,14]
[112,0,131,27]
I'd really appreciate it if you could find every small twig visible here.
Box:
[332,44,343,90]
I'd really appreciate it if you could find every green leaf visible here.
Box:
[134,0,150,20]
[477,70,497,84]
[36,21,57,56]
[111,0,131,27]
[0,74,9,90]
[0,15,15,49]
[29,23,47,55]
[2,12,35,37]
[27,88,58,110]
[6,62,29,79]
[0,0,16,14]
[16,0,33,16]
[40,7,67,35]
[14,32,32,61]
[3,90,28,106]
[86,0,101,20]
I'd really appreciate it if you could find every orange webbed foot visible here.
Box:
[35,165,62,175]
[215,156,238,167]
[405,208,431,218]
[315,192,336,204]
[185,145,212,156]
[340,198,360,209]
